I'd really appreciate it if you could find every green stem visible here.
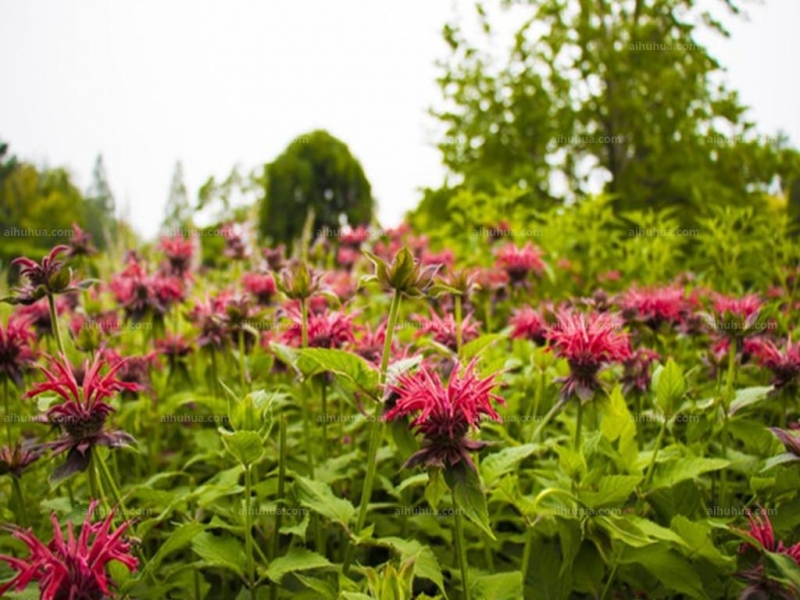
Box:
[343,291,402,575]
[455,294,463,357]
[3,377,10,446]
[320,379,328,458]
[239,329,248,394]
[47,293,67,356]
[244,465,256,599]
[644,417,668,487]
[526,367,544,438]
[11,477,29,528]
[271,416,287,563]
[720,340,737,508]
[600,546,624,600]
[520,525,533,587]
[530,397,567,444]
[454,504,471,600]
[574,400,583,451]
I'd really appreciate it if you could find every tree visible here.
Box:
[258,130,374,249]
[162,161,192,233]
[426,0,800,224]
[84,155,117,249]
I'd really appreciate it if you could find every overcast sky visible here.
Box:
[1,0,798,240]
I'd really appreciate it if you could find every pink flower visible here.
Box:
[221,222,250,260]
[158,235,194,277]
[745,338,800,390]
[0,315,37,387]
[110,261,185,321]
[0,500,138,599]
[26,355,139,480]
[0,438,44,478]
[619,285,689,329]
[621,348,660,395]
[493,242,545,284]
[340,225,371,248]
[384,360,504,470]
[710,294,763,338]
[547,310,631,401]
[9,246,74,305]
[280,308,356,349]
[243,271,277,306]
[509,307,548,345]
[336,246,361,270]
[413,311,480,353]
[67,223,96,258]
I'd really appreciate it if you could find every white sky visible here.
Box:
[1,0,798,240]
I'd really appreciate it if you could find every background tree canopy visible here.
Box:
[258,130,374,248]
[415,0,800,227]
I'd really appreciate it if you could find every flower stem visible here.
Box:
[271,416,287,564]
[455,294,463,357]
[244,464,256,599]
[574,400,583,451]
[320,379,328,457]
[520,523,533,587]
[3,376,10,446]
[530,397,566,443]
[454,503,471,600]
[344,291,402,575]
[47,293,66,356]
[11,477,29,528]
[238,329,248,394]
[644,417,668,487]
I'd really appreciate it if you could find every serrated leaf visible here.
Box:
[143,522,205,577]
[470,571,524,600]
[266,547,333,583]
[729,386,774,415]
[462,333,504,361]
[444,462,495,540]
[191,532,246,577]
[221,430,264,466]
[480,444,538,487]
[655,359,685,416]
[580,475,642,509]
[671,515,733,568]
[651,458,730,489]
[374,537,446,595]
[619,544,709,599]
[294,476,355,530]
[297,348,379,398]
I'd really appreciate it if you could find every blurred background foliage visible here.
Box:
[2,0,800,291]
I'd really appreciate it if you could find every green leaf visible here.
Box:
[729,386,774,415]
[765,549,800,590]
[480,444,538,487]
[671,515,733,568]
[220,430,264,466]
[191,532,246,577]
[580,475,642,509]
[651,458,730,489]
[294,476,355,530]
[444,462,495,540]
[654,359,685,416]
[762,452,800,471]
[619,544,709,599]
[266,547,333,583]
[142,522,205,577]
[374,537,446,595]
[601,386,638,469]
[462,333,504,361]
[297,348,379,398]
[425,468,447,510]
[470,572,524,600]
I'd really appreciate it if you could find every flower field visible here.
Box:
[0,217,799,600]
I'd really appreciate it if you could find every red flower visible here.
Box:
[413,311,480,353]
[509,307,548,345]
[8,246,74,305]
[621,348,660,395]
[745,337,800,390]
[619,285,689,329]
[340,225,371,248]
[280,308,355,349]
[221,222,250,260]
[739,508,800,564]
[384,360,504,471]
[110,260,184,321]
[0,438,44,478]
[547,310,631,401]
[493,242,545,284]
[336,246,361,270]
[67,223,96,258]
[710,294,762,338]
[158,235,194,277]
[768,426,800,457]
[421,249,455,270]
[26,355,139,480]
[0,500,138,599]
[0,315,37,387]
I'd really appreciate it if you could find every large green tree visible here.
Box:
[258,130,373,248]
[162,161,193,232]
[426,0,799,223]
[84,154,117,249]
